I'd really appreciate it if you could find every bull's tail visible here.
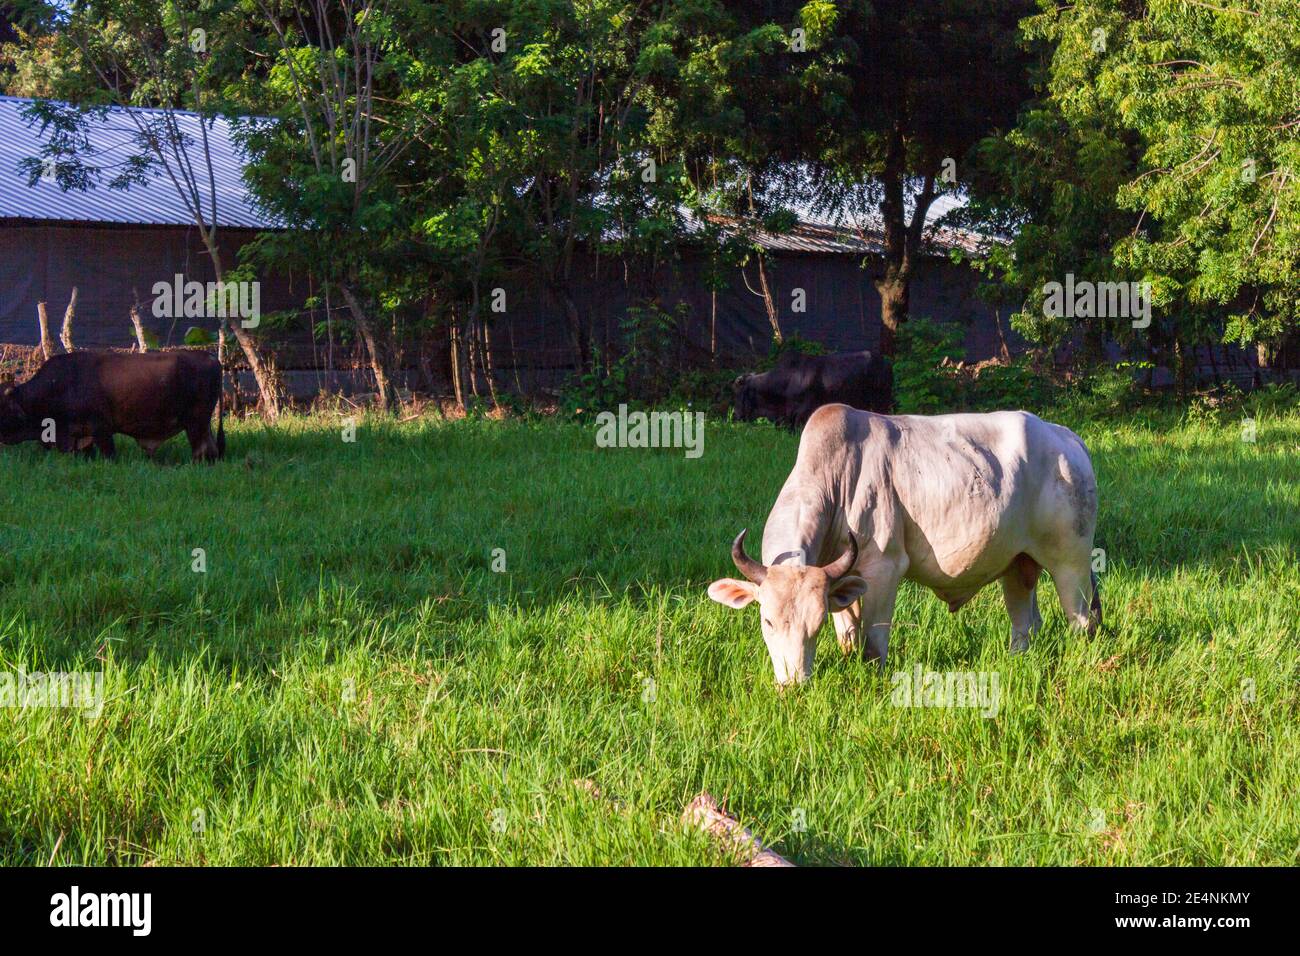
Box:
[217,357,226,460]
[1090,569,1102,631]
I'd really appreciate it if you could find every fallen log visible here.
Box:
[683,792,794,867]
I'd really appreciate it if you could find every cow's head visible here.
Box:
[708,529,868,687]
[0,384,31,444]
[732,374,755,421]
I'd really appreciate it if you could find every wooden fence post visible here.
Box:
[60,287,78,352]
[36,302,55,359]
[129,303,149,351]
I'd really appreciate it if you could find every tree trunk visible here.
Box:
[449,307,465,409]
[756,252,782,345]
[465,315,482,401]
[1250,340,1270,388]
[993,308,1011,363]
[552,282,590,372]
[1174,337,1191,399]
[340,282,400,414]
[204,240,283,419]
[710,290,718,359]
[873,266,909,359]
[229,319,282,418]
[478,314,501,410]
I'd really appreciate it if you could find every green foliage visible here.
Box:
[559,301,741,416]
[1245,382,1300,419]
[560,302,690,416]
[894,317,1058,414]
[761,332,826,370]
[183,326,214,346]
[969,0,1300,362]
[1080,363,1151,418]
[968,358,1056,412]
[893,317,965,413]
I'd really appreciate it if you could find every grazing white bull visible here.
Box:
[708,405,1101,686]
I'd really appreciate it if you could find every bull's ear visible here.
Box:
[707,578,758,610]
[829,574,868,609]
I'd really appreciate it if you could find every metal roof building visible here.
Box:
[0,95,272,228]
[0,97,303,352]
[0,96,1011,384]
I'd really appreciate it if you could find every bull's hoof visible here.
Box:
[1009,635,1031,654]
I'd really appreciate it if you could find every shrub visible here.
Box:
[894,317,965,413]
[761,333,827,370]
[559,301,703,416]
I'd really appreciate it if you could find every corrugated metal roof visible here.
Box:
[0,95,274,229]
[1,96,994,256]
[698,206,991,258]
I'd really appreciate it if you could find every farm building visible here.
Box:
[1,94,1020,396]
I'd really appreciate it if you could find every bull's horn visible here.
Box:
[730,529,767,584]
[821,532,859,580]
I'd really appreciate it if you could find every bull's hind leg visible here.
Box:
[1047,555,1099,635]
[186,423,219,463]
[1001,553,1043,653]
[93,433,116,460]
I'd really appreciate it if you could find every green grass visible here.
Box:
[0,408,1297,865]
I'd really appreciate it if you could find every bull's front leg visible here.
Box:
[832,602,862,656]
[858,558,906,671]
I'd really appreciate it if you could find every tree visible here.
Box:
[229,0,456,413]
[659,1,1034,361]
[10,0,286,415]
[968,0,1300,383]
[1092,0,1300,366]
[958,46,1144,368]
[455,0,702,372]
[794,0,1035,359]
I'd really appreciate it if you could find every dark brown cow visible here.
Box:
[733,350,893,429]
[0,350,224,461]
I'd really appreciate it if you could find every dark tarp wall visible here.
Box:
[482,248,1014,390]
[1,221,1017,393]
[0,223,305,349]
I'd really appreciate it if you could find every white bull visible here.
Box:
[708,405,1101,686]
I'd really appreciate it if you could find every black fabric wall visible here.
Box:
[0,223,306,349]
[1,222,1009,378]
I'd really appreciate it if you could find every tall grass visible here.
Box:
[0,408,1296,864]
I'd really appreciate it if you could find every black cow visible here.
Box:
[733,349,893,428]
[0,350,225,461]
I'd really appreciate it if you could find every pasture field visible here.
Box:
[0,409,1297,865]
